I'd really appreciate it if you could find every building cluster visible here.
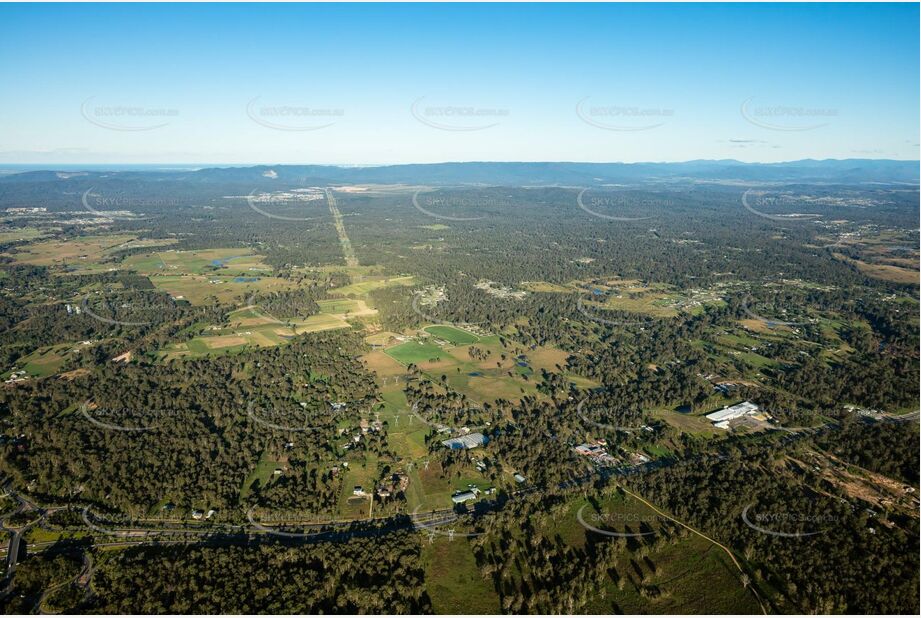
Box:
[474,279,527,300]
[375,472,409,499]
[574,440,618,466]
[339,415,383,450]
[4,370,28,384]
[451,482,497,504]
[5,207,47,214]
[705,401,764,429]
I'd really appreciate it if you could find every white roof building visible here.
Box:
[441,432,488,450]
[706,401,759,423]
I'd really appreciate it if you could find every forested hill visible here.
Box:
[2,159,918,187]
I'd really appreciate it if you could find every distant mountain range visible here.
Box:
[2,159,917,186]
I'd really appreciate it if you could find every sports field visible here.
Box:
[385,340,446,365]
[424,325,479,345]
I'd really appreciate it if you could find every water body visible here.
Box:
[211,255,247,267]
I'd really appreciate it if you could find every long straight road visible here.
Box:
[326,188,359,267]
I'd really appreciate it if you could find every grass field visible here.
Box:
[21,347,68,377]
[239,450,285,502]
[329,275,416,297]
[375,386,429,463]
[317,298,376,316]
[0,227,48,244]
[833,253,919,284]
[424,325,479,345]
[158,299,363,359]
[382,333,577,405]
[3,343,84,379]
[422,538,501,614]
[385,340,447,365]
[149,274,298,305]
[123,248,271,276]
[739,318,792,333]
[551,491,761,614]
[337,460,379,519]
[3,234,139,266]
[599,281,680,318]
[651,408,720,437]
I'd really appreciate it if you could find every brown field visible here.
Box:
[833,253,919,285]
[527,346,570,370]
[362,350,408,377]
[230,314,277,327]
[296,313,349,333]
[365,331,401,346]
[205,335,248,349]
[739,318,792,333]
[248,331,279,346]
[58,368,91,381]
[4,234,138,266]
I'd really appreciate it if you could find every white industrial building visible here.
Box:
[441,432,488,450]
[706,401,760,424]
[451,490,477,503]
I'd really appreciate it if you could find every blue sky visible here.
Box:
[0,2,917,164]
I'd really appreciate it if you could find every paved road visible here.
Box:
[1,486,44,598]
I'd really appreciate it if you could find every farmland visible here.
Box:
[159,302,364,359]
[0,163,916,615]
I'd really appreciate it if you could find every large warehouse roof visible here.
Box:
[705,401,759,423]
